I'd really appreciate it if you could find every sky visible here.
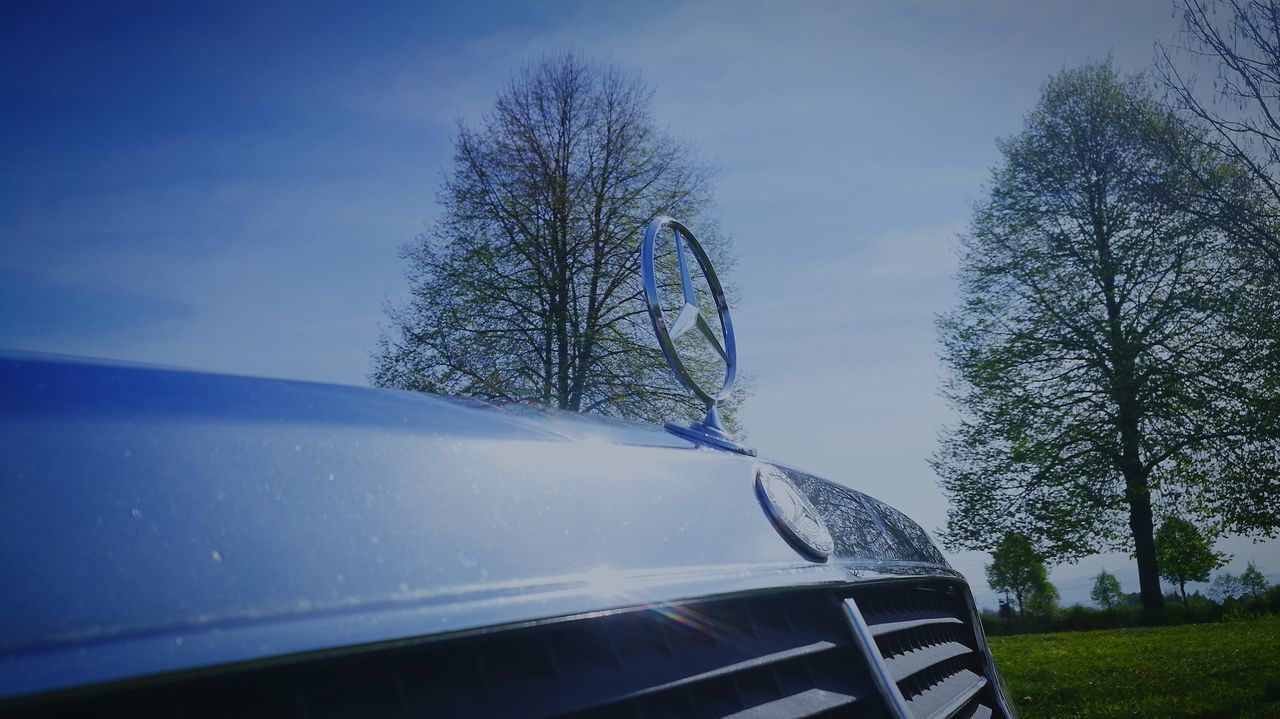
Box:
[2,0,1276,607]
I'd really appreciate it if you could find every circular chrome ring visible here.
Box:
[640,217,737,406]
[755,465,834,562]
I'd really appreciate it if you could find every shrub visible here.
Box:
[1263,585,1280,614]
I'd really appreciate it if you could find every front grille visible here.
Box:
[844,584,1003,719]
[16,582,1005,719]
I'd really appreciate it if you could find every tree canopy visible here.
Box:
[1155,516,1228,608]
[1241,561,1270,600]
[1024,580,1060,620]
[985,532,1052,618]
[373,53,743,426]
[1091,569,1124,610]
[934,60,1280,618]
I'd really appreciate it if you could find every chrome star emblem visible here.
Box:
[640,216,736,408]
[640,216,752,454]
[755,465,834,561]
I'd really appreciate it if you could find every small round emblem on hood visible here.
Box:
[755,465,834,562]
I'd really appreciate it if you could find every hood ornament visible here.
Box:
[641,216,752,454]
[756,464,834,562]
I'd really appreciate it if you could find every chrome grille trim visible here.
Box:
[15,589,888,719]
[13,579,1009,719]
[841,597,913,719]
[842,583,1005,719]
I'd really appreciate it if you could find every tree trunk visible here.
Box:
[1118,389,1164,620]
[553,248,571,409]
[1180,580,1188,610]
[1126,475,1166,621]
[1097,222,1166,623]
[1091,187,1167,621]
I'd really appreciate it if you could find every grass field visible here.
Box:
[986,615,1280,718]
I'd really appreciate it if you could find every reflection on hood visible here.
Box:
[782,466,948,566]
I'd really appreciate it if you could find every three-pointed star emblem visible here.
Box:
[665,227,729,364]
[640,217,737,408]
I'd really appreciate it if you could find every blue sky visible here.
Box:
[3,0,1276,606]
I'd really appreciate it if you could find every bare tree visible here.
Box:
[1158,0,1280,272]
[374,54,744,426]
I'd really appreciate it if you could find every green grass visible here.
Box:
[987,616,1280,718]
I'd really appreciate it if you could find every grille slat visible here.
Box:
[868,616,965,638]
[845,584,1004,719]
[722,686,862,718]
[902,672,986,719]
[610,639,842,704]
[965,703,994,719]
[881,641,974,684]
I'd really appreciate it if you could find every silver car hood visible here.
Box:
[0,354,954,701]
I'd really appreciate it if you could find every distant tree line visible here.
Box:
[982,531,1275,636]
[936,1,1280,622]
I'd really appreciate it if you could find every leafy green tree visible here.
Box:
[1024,581,1060,620]
[1241,561,1270,601]
[934,60,1280,619]
[1156,517,1228,609]
[985,532,1051,618]
[1091,569,1124,610]
[373,53,745,426]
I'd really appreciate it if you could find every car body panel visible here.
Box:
[0,354,955,702]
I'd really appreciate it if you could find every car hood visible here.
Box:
[0,353,951,700]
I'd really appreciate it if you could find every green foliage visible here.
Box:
[986,602,1153,635]
[1242,560,1270,600]
[1208,562,1273,612]
[988,616,1280,718]
[1056,603,1140,632]
[1265,585,1280,613]
[1090,569,1124,610]
[1162,591,1221,625]
[1155,516,1228,607]
[985,532,1051,617]
[373,53,746,426]
[1024,581,1060,620]
[934,59,1280,617]
[982,589,1244,636]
